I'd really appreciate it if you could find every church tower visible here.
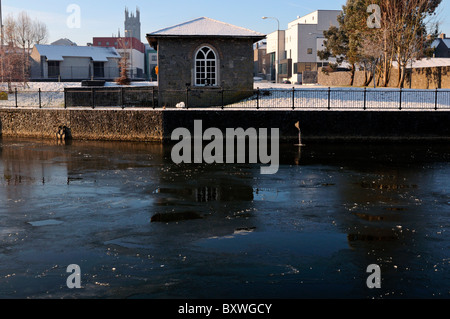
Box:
[124,7,141,41]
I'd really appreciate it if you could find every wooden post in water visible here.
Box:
[295,121,305,147]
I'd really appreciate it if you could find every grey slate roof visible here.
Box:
[34,44,121,62]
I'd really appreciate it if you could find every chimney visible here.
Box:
[439,33,446,39]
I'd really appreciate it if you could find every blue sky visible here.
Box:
[3,0,450,45]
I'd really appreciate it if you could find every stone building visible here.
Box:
[146,17,265,107]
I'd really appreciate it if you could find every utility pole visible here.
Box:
[0,0,4,83]
[262,16,280,84]
[125,29,133,79]
[0,0,3,46]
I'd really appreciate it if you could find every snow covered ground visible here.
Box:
[0,81,448,110]
[0,82,156,108]
[225,85,450,110]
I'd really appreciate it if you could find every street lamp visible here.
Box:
[125,29,133,79]
[262,16,280,83]
[1,0,3,83]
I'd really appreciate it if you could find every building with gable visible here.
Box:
[146,17,265,107]
[266,10,341,84]
[30,44,121,80]
[93,36,145,78]
[431,33,450,58]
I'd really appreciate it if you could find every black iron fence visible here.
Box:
[1,86,450,110]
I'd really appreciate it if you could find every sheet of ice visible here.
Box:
[28,219,63,227]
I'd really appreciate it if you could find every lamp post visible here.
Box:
[262,16,280,83]
[125,29,133,79]
[1,0,3,83]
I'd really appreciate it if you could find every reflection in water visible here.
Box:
[0,138,449,299]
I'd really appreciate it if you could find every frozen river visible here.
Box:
[0,138,448,299]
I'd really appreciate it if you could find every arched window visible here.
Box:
[195,46,217,86]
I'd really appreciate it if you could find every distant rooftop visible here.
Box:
[392,58,450,69]
[51,38,78,46]
[431,38,450,49]
[147,17,265,38]
[34,44,121,62]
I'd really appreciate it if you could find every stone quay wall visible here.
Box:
[1,108,450,144]
[0,108,164,142]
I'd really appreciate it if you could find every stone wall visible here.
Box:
[302,71,318,84]
[161,109,450,143]
[318,66,450,89]
[0,108,164,142]
[1,108,450,144]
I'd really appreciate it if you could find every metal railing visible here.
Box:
[0,88,65,108]
[224,87,450,111]
[0,86,449,110]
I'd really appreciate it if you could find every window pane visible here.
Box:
[197,51,205,59]
[195,46,217,86]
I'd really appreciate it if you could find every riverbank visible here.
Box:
[1,107,450,143]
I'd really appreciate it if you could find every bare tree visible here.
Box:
[0,11,48,88]
[319,0,442,88]
[360,35,384,87]
[381,0,441,87]
[115,37,131,85]
[1,15,23,92]
[15,11,33,84]
[33,20,48,45]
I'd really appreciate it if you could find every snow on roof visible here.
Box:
[393,58,450,69]
[431,38,450,49]
[147,17,265,38]
[442,39,450,48]
[51,38,77,46]
[34,44,121,62]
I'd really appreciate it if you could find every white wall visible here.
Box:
[117,48,144,76]
[266,30,285,82]
[285,10,340,82]
[60,57,91,79]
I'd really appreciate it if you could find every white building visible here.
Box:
[93,37,146,79]
[30,44,121,80]
[265,30,285,82]
[266,10,341,83]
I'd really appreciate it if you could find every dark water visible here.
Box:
[0,138,448,299]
